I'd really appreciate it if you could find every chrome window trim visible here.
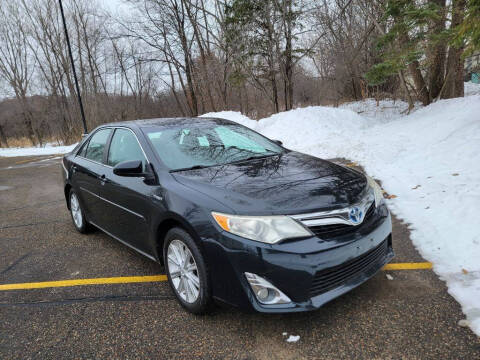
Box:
[80,186,145,220]
[78,156,114,169]
[76,128,113,167]
[290,190,374,227]
[107,126,151,167]
[75,126,151,169]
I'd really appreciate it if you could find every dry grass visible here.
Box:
[2,137,63,148]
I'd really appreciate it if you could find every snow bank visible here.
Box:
[340,98,420,121]
[257,106,368,154]
[203,92,480,335]
[201,110,258,129]
[0,143,77,157]
[465,81,480,96]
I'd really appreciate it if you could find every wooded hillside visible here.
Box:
[0,0,479,147]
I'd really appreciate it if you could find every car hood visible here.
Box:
[171,151,368,215]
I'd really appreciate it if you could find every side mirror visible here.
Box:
[113,160,144,177]
[273,140,283,146]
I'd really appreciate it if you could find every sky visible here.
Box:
[99,0,133,16]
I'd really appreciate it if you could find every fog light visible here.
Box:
[257,288,269,301]
[245,272,291,305]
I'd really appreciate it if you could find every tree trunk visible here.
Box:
[0,124,8,147]
[442,0,466,99]
[184,0,217,112]
[15,91,38,145]
[265,2,279,113]
[398,70,414,112]
[427,0,447,100]
[180,39,198,116]
[408,60,431,106]
[167,61,186,116]
[271,73,279,113]
[283,0,294,111]
[398,31,430,105]
[23,112,36,145]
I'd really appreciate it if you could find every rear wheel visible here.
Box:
[69,190,90,233]
[164,228,212,314]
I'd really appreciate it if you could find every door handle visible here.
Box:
[99,174,107,185]
[72,165,77,173]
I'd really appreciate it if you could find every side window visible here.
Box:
[84,129,112,163]
[78,140,89,158]
[107,129,147,169]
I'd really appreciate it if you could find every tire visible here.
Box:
[69,189,90,233]
[163,227,212,314]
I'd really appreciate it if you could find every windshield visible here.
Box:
[143,122,284,171]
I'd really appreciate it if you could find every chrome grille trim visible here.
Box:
[289,190,374,227]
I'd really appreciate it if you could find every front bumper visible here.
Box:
[202,204,393,313]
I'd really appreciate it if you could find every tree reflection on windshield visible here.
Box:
[144,122,283,171]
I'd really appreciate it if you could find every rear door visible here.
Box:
[99,128,153,254]
[73,128,112,228]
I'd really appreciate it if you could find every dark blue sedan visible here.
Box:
[62,117,393,314]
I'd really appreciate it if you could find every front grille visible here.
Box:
[309,238,388,297]
[308,202,375,239]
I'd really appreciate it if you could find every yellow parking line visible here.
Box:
[0,275,168,291]
[0,263,433,291]
[383,262,432,270]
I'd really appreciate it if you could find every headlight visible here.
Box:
[366,175,384,207]
[211,212,312,244]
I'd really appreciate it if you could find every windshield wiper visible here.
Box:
[169,164,214,173]
[227,152,280,165]
[170,151,282,172]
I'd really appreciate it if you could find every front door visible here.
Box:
[99,128,152,254]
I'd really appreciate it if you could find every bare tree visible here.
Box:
[0,2,39,145]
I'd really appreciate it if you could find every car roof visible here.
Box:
[101,117,236,129]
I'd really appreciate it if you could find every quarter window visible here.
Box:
[77,140,89,158]
[107,128,147,169]
[84,129,112,163]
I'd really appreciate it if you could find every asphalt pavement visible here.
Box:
[0,155,479,359]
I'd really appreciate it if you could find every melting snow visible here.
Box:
[286,335,300,343]
[0,143,77,157]
[202,82,480,336]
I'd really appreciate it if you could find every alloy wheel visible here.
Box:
[167,239,200,303]
[70,193,83,229]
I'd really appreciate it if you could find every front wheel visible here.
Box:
[163,228,212,314]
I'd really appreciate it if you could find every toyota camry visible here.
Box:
[61,118,394,314]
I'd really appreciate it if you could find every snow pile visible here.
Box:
[201,110,257,129]
[257,106,368,153]
[202,93,480,336]
[340,98,420,121]
[465,81,480,96]
[0,143,77,157]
